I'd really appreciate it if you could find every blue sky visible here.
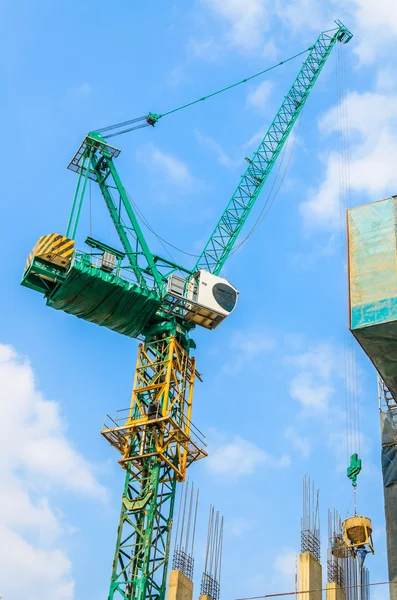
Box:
[1,1,397,599]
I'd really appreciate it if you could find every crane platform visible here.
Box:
[22,250,162,338]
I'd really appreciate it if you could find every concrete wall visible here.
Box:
[347,197,397,399]
[348,196,397,329]
[384,483,397,600]
[381,411,397,600]
[326,582,346,600]
[299,552,322,600]
[167,570,193,600]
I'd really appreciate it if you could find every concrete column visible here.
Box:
[167,570,194,600]
[299,552,322,600]
[380,411,397,600]
[326,582,346,600]
[383,483,397,600]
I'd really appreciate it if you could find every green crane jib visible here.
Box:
[194,21,352,275]
[20,20,352,600]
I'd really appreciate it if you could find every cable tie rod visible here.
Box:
[155,46,312,121]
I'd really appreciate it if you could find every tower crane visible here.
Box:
[21,21,352,600]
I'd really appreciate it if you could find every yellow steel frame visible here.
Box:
[101,336,207,481]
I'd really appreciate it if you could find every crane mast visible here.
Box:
[20,20,352,600]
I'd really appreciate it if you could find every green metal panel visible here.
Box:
[348,196,397,400]
[349,197,397,329]
[47,259,161,338]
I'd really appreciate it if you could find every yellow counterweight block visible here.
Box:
[101,335,207,481]
[25,233,74,273]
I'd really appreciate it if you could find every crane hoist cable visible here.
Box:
[229,107,305,258]
[99,68,307,260]
[123,105,304,262]
[94,46,313,138]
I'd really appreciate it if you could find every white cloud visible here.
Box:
[199,0,397,65]
[262,38,278,60]
[300,91,397,231]
[351,0,397,65]
[290,371,334,411]
[242,128,266,150]
[291,234,338,269]
[253,548,297,593]
[284,426,311,457]
[201,0,270,51]
[272,549,297,580]
[0,344,106,599]
[165,66,184,87]
[195,129,242,168]
[70,82,91,97]
[376,67,397,92]
[207,435,290,478]
[229,517,253,536]
[327,429,372,471]
[0,526,74,600]
[288,343,336,379]
[275,0,326,32]
[223,329,275,373]
[188,37,222,61]
[136,143,194,187]
[247,80,275,112]
[286,342,344,415]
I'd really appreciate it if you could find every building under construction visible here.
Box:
[348,197,397,600]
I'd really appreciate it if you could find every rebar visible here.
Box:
[172,480,199,581]
[201,505,224,600]
[301,476,320,562]
[327,509,346,587]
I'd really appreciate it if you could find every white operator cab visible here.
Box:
[167,270,239,330]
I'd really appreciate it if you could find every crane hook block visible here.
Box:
[347,453,362,487]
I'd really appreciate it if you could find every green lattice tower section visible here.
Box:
[101,335,207,600]
[194,21,352,276]
[109,450,177,600]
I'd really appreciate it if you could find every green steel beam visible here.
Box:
[67,133,164,294]
[90,152,150,291]
[193,21,352,276]
[104,155,165,293]
[66,151,89,239]
[108,452,177,600]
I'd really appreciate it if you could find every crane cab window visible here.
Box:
[212,283,237,312]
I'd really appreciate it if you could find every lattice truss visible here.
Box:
[195,24,352,275]
[102,336,207,480]
[102,336,207,600]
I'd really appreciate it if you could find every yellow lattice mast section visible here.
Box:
[101,334,207,599]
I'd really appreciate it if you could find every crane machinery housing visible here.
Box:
[21,20,352,600]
